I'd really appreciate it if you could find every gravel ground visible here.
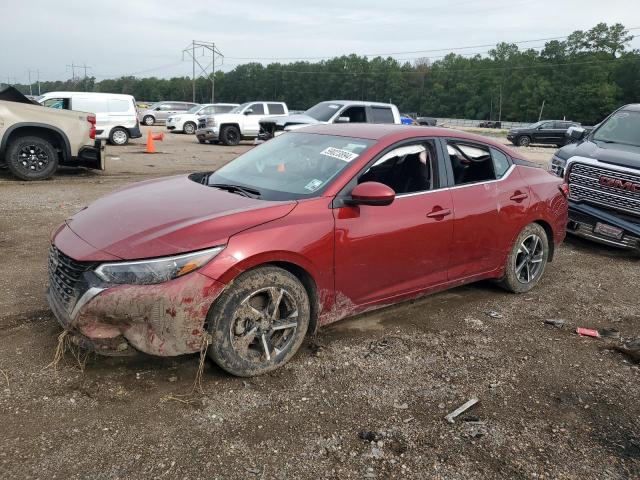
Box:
[0,127,638,479]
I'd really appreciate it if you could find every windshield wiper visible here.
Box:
[210,183,261,198]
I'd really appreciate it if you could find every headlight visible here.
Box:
[549,155,567,177]
[94,246,224,285]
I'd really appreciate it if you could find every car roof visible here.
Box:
[319,100,396,107]
[621,104,640,112]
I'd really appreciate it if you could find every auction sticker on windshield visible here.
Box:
[304,179,324,191]
[320,147,359,162]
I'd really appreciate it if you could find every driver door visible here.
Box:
[242,103,265,136]
[333,141,453,306]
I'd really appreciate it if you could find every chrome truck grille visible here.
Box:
[568,163,640,217]
[48,245,97,313]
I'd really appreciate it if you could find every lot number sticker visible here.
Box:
[320,147,359,162]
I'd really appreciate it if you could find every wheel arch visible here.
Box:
[219,122,241,133]
[533,219,555,261]
[0,123,71,162]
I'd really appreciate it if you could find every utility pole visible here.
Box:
[66,62,77,80]
[498,84,503,123]
[182,41,223,103]
[28,70,33,95]
[538,99,546,122]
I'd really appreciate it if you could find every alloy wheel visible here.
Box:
[18,144,49,172]
[515,234,544,284]
[184,122,195,134]
[112,129,128,145]
[230,286,299,363]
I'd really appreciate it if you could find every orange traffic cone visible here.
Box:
[145,131,156,154]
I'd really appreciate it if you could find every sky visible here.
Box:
[2,0,640,84]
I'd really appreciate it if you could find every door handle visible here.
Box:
[426,207,452,219]
[510,192,529,202]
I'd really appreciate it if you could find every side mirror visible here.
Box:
[346,182,395,206]
[335,116,350,123]
[154,107,162,111]
[244,109,253,115]
[568,126,586,141]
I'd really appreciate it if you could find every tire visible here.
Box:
[517,136,531,147]
[109,127,129,145]
[207,266,310,377]
[197,137,206,144]
[143,115,155,126]
[498,223,549,293]
[6,136,59,181]
[220,126,241,146]
[183,122,196,135]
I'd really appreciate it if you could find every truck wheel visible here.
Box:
[143,115,155,126]
[517,136,531,147]
[498,223,549,293]
[220,126,241,146]
[207,266,310,377]
[6,136,59,181]
[183,122,196,134]
[109,127,129,145]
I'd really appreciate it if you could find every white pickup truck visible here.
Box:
[195,101,288,146]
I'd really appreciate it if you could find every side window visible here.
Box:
[447,141,495,185]
[247,103,264,115]
[267,103,285,115]
[540,121,553,129]
[340,106,367,123]
[490,148,511,179]
[158,103,172,111]
[200,107,214,115]
[171,103,188,111]
[43,98,70,110]
[216,105,234,113]
[359,142,435,195]
[371,107,395,124]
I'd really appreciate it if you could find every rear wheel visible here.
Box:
[6,136,58,180]
[220,126,241,146]
[183,121,196,134]
[207,266,310,377]
[143,115,155,126]
[517,136,531,147]
[498,223,549,293]
[109,127,129,145]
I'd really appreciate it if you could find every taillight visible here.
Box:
[559,183,570,198]
[87,115,96,139]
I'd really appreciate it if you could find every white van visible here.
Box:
[38,92,142,145]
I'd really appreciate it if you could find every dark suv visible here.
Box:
[549,104,640,252]
[507,120,580,147]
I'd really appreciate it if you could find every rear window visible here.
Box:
[108,99,131,113]
[267,103,285,115]
[371,107,395,124]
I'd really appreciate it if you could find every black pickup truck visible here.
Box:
[549,104,640,253]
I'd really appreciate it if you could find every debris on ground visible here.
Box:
[544,319,566,328]
[598,327,620,339]
[613,338,640,363]
[576,327,600,338]
[358,430,383,442]
[445,398,479,424]
[486,310,503,319]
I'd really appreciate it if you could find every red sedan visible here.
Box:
[48,124,568,376]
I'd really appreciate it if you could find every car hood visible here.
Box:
[557,139,640,169]
[260,114,323,127]
[65,175,296,260]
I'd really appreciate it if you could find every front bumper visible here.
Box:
[567,201,640,251]
[47,254,227,356]
[195,127,219,141]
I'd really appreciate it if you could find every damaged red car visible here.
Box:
[48,124,568,376]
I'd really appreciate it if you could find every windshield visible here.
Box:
[593,110,640,147]
[305,102,344,122]
[187,105,202,114]
[229,102,251,114]
[207,132,374,200]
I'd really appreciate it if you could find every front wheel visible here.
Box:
[6,136,58,180]
[207,266,310,377]
[517,136,531,147]
[498,223,549,293]
[143,115,155,126]
[220,126,241,146]
[183,121,196,134]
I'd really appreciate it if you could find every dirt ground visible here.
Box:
[0,126,638,480]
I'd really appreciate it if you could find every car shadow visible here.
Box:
[565,234,639,261]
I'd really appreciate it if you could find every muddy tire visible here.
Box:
[6,136,58,180]
[517,136,531,147]
[498,223,549,293]
[207,266,310,377]
[220,126,241,146]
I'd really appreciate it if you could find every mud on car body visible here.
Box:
[48,124,568,376]
[549,104,640,252]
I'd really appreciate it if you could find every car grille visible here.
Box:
[568,163,640,217]
[48,245,97,313]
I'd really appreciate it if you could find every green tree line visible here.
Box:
[10,23,640,126]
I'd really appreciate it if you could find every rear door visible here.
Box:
[445,139,529,279]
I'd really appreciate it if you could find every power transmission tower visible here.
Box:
[182,41,224,103]
[28,69,40,96]
[66,62,92,90]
